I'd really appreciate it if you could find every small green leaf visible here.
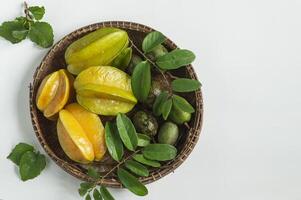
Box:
[156,49,196,70]
[172,95,195,113]
[142,144,177,161]
[125,160,149,177]
[78,182,93,197]
[161,98,172,120]
[105,122,124,162]
[100,186,115,200]
[0,20,28,44]
[79,187,87,197]
[137,133,151,147]
[117,168,148,196]
[87,167,100,179]
[132,154,161,168]
[153,91,169,116]
[28,22,53,48]
[12,30,28,40]
[172,78,201,92]
[116,113,138,151]
[111,47,132,70]
[85,194,91,200]
[28,6,45,20]
[19,151,46,181]
[7,143,34,165]
[93,188,103,200]
[131,61,151,102]
[142,31,166,53]
[15,17,27,24]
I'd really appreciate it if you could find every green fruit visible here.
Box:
[111,47,132,70]
[132,111,158,136]
[146,44,168,61]
[158,122,179,146]
[145,74,170,107]
[128,54,143,74]
[65,27,129,75]
[169,105,191,124]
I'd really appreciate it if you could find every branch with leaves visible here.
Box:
[78,113,177,200]
[131,31,201,121]
[0,2,54,48]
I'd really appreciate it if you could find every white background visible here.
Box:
[0,0,301,199]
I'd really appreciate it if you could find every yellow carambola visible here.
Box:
[65,27,129,75]
[74,66,137,116]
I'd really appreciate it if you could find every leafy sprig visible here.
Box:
[130,31,201,121]
[0,2,53,48]
[7,143,46,181]
[78,113,178,200]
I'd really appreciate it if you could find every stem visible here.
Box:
[166,71,179,80]
[94,149,141,185]
[129,39,170,88]
[184,122,190,129]
[24,2,33,21]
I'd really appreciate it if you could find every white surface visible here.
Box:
[1,0,301,199]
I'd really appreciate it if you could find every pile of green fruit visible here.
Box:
[35,27,200,200]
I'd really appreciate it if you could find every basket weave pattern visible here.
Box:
[29,21,203,187]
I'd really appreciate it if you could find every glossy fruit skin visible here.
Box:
[132,111,158,136]
[65,103,106,161]
[36,69,73,119]
[111,47,132,71]
[128,54,143,74]
[146,44,168,61]
[145,74,170,107]
[57,109,95,163]
[57,103,107,163]
[74,66,137,116]
[158,122,179,145]
[169,105,192,124]
[65,27,129,75]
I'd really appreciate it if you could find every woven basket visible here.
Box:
[29,21,203,188]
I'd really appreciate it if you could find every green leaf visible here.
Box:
[172,95,195,113]
[7,143,34,165]
[116,113,138,151]
[0,20,28,43]
[132,154,161,168]
[93,189,103,200]
[131,61,151,102]
[78,182,94,196]
[111,47,132,70]
[153,91,169,116]
[28,6,45,20]
[19,151,46,181]
[142,144,177,161]
[137,133,151,147]
[100,186,115,200]
[12,30,28,40]
[79,188,87,197]
[172,78,201,92]
[85,194,91,200]
[156,49,196,70]
[87,167,100,179]
[28,22,53,48]
[125,160,149,177]
[105,122,124,162]
[80,182,94,190]
[161,98,172,120]
[117,168,148,196]
[142,31,165,53]
[78,182,93,197]
[15,17,27,24]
